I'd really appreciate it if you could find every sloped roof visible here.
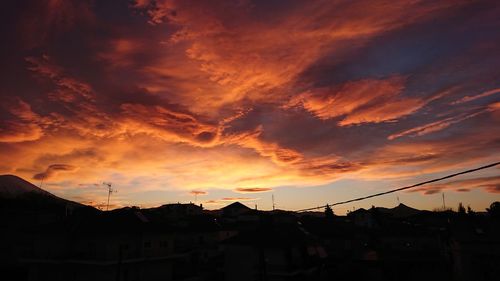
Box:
[221,201,251,210]
[69,207,174,234]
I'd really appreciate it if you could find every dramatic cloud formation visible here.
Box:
[286,76,413,125]
[387,108,492,140]
[1,0,499,212]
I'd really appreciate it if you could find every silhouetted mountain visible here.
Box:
[377,203,421,218]
[0,174,83,208]
[0,174,51,198]
[0,175,89,228]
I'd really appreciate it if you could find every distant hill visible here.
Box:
[348,203,422,219]
[0,174,52,198]
[0,175,94,228]
[0,174,84,209]
[377,203,421,218]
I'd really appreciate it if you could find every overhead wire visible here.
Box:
[296,161,500,212]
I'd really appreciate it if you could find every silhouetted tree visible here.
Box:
[325,204,334,219]
[458,202,466,215]
[466,205,475,215]
[486,201,500,218]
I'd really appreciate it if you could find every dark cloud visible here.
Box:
[410,176,500,195]
[205,197,256,204]
[484,185,500,194]
[33,164,77,180]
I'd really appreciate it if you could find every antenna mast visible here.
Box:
[103,182,115,211]
[442,193,446,209]
[39,173,45,189]
[272,194,275,211]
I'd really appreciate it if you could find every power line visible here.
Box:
[296,161,500,212]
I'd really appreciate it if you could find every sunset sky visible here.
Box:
[1,0,499,213]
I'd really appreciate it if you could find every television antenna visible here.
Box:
[102,182,116,211]
[39,173,45,189]
[442,192,446,209]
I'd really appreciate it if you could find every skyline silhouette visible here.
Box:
[2,173,500,281]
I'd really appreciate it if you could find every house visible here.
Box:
[347,208,377,228]
[223,221,327,281]
[151,203,203,219]
[221,202,252,218]
[14,208,184,281]
[448,217,500,281]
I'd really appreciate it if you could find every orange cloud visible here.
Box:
[26,56,95,102]
[286,76,406,121]
[235,187,272,193]
[189,190,207,195]
[119,103,220,146]
[359,128,500,181]
[451,88,500,105]
[0,99,44,143]
[490,102,500,111]
[131,0,464,116]
[0,122,43,143]
[388,109,488,140]
[2,0,498,212]
[224,126,303,165]
[286,75,449,126]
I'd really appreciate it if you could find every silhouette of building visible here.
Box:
[223,217,327,281]
[13,208,181,281]
[3,175,500,281]
[221,202,252,218]
[153,202,203,219]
